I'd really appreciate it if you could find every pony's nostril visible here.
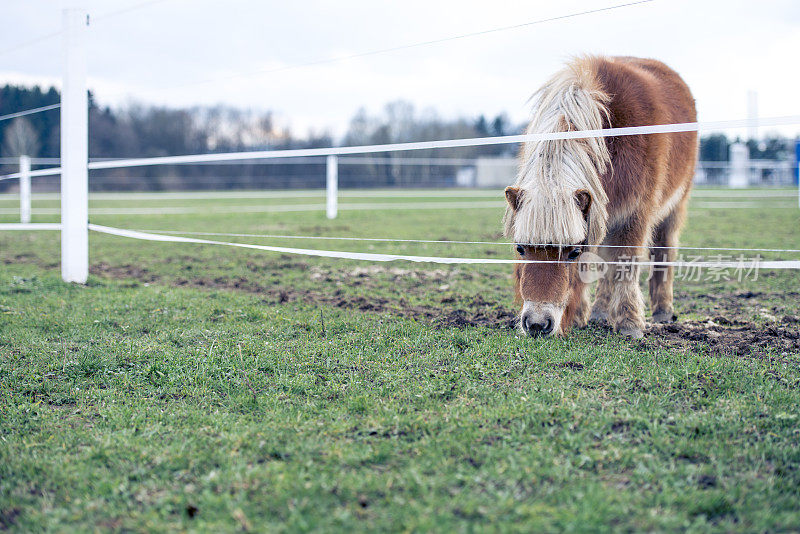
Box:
[542,316,553,334]
[523,316,544,335]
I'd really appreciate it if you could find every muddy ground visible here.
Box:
[83,260,800,360]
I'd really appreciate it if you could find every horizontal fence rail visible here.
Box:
[125,229,800,254]
[0,103,61,123]
[1,200,794,217]
[2,114,800,181]
[0,222,61,231]
[88,225,800,269]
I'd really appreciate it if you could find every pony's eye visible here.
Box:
[567,247,582,261]
[516,244,525,256]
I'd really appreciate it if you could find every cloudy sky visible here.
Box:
[2,0,799,138]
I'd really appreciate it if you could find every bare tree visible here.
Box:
[2,117,40,157]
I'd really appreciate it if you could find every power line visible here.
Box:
[0,31,61,57]
[0,103,61,123]
[0,0,173,57]
[93,0,175,22]
[121,0,656,95]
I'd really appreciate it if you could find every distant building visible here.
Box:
[456,154,796,189]
[456,157,518,188]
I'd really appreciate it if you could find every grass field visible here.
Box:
[1,188,799,531]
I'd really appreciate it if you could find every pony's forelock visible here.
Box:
[506,186,590,245]
[505,56,610,246]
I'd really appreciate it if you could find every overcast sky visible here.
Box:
[1,0,799,139]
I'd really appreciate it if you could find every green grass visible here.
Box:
[1,188,799,531]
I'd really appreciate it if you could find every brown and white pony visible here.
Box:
[503,56,697,338]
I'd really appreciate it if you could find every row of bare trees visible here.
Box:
[3,83,794,192]
[0,84,519,191]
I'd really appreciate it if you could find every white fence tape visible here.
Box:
[0,189,796,203]
[3,114,800,180]
[0,223,61,231]
[88,224,800,269]
[132,229,800,254]
[0,201,507,216]
[1,199,793,217]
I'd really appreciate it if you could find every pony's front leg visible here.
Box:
[649,199,687,323]
[609,255,646,338]
[589,266,613,325]
[604,222,649,338]
[572,283,592,328]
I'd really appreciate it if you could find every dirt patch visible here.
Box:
[557,361,585,370]
[91,262,161,283]
[88,262,516,329]
[86,262,799,358]
[0,508,21,530]
[297,290,515,330]
[644,317,800,359]
[675,289,800,320]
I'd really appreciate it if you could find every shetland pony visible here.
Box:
[503,56,697,338]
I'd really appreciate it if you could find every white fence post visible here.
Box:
[19,155,31,224]
[61,9,89,283]
[729,142,749,189]
[326,155,338,219]
[796,139,800,209]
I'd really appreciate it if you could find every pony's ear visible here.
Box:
[574,189,592,217]
[504,186,523,211]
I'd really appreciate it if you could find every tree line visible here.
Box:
[0,84,795,192]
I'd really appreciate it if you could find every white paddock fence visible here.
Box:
[4,113,800,284]
[1,8,800,284]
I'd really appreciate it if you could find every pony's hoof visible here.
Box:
[652,310,677,323]
[618,326,644,339]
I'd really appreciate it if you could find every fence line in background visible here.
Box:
[0,103,60,123]
[3,189,795,204]
[1,156,790,168]
[0,223,61,231]
[0,157,61,165]
[1,199,793,217]
[0,201,507,216]
[3,114,800,183]
[1,156,510,167]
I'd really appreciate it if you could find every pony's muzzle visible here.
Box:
[519,302,563,337]
[522,314,553,336]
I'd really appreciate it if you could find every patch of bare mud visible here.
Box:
[90,262,515,329]
[87,262,799,358]
[644,316,800,359]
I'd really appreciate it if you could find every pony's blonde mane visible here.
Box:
[504,57,611,246]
